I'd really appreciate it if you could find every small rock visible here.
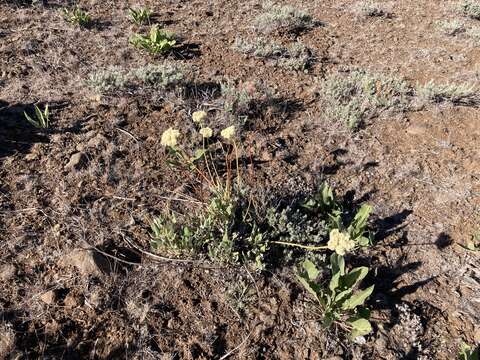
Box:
[64,293,79,308]
[25,153,38,161]
[50,134,63,143]
[84,130,97,139]
[65,152,86,171]
[0,264,15,281]
[166,318,176,329]
[39,290,56,305]
[87,134,107,148]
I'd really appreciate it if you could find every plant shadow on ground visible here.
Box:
[171,42,201,60]
[0,101,90,159]
[373,209,413,243]
[90,20,113,31]
[0,102,49,158]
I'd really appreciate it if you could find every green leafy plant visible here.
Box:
[63,6,92,27]
[132,63,184,88]
[437,20,466,36]
[149,121,269,269]
[129,7,152,25]
[460,1,480,20]
[233,37,313,71]
[321,70,411,128]
[297,254,374,339]
[253,4,313,34]
[86,67,128,94]
[24,104,49,129]
[416,81,479,106]
[353,1,391,18]
[459,342,479,360]
[150,211,195,254]
[130,25,176,55]
[274,183,373,252]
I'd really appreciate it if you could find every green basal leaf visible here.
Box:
[329,272,341,292]
[459,342,479,360]
[302,259,319,281]
[321,183,334,207]
[34,105,43,122]
[341,285,374,310]
[331,253,345,276]
[183,226,192,238]
[340,266,369,289]
[347,317,372,338]
[333,287,353,304]
[191,149,206,162]
[322,312,336,329]
[356,235,371,247]
[296,274,319,302]
[348,204,372,239]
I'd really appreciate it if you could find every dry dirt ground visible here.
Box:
[1,0,480,359]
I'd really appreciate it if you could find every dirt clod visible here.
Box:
[63,249,109,276]
[64,152,87,171]
[0,264,15,281]
[39,290,56,305]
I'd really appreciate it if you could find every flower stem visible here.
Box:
[271,241,329,251]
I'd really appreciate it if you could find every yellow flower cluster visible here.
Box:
[192,110,207,123]
[160,125,235,147]
[327,229,355,256]
[220,125,235,140]
[160,127,180,147]
[199,127,213,138]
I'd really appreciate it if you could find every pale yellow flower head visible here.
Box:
[327,229,355,256]
[220,125,235,140]
[161,128,180,147]
[192,110,207,123]
[199,127,213,138]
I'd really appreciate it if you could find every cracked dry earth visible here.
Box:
[0,0,479,359]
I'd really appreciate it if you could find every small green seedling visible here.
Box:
[130,25,176,55]
[297,254,374,339]
[24,104,49,129]
[129,7,152,25]
[63,6,92,27]
[459,342,479,360]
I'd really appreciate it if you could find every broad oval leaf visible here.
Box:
[330,253,345,276]
[303,259,320,281]
[340,266,369,289]
[296,274,319,302]
[348,318,372,338]
[341,285,374,310]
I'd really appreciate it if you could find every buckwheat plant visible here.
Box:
[297,254,374,339]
